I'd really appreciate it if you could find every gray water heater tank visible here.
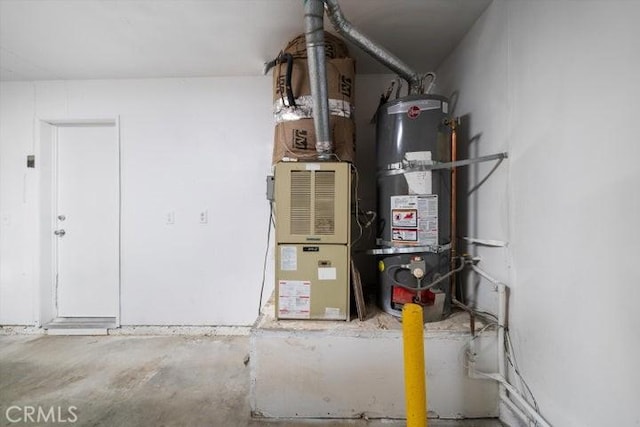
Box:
[375,94,452,321]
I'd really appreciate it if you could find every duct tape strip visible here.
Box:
[316,140,332,153]
[274,96,353,123]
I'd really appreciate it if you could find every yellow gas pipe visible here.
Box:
[402,303,428,427]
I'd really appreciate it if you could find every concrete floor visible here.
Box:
[0,334,503,426]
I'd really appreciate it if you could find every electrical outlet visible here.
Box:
[166,211,175,225]
[199,210,208,224]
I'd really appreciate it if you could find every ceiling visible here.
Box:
[0,0,491,81]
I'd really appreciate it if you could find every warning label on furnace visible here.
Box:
[390,195,438,245]
[278,280,311,319]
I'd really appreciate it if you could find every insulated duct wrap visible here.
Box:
[270,30,355,164]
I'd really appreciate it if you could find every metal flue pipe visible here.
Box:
[304,0,426,157]
[323,0,423,94]
[304,0,332,159]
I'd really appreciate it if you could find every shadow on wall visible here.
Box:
[449,93,475,306]
[454,109,475,305]
[451,101,504,308]
[352,91,379,303]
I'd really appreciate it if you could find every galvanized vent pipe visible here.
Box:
[304,0,426,158]
[323,0,423,94]
[304,0,332,159]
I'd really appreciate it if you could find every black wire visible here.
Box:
[258,202,273,317]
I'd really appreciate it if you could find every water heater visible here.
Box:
[371,94,452,322]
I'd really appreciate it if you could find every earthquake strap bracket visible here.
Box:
[378,152,508,178]
[367,243,451,256]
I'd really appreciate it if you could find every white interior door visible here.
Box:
[55,124,119,317]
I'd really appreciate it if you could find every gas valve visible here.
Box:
[409,256,426,279]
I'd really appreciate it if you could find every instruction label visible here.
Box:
[318,267,337,281]
[390,195,438,245]
[280,246,297,271]
[278,280,311,318]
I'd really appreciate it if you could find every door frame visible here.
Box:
[36,117,122,327]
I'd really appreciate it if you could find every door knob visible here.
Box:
[57,215,66,221]
[54,229,66,237]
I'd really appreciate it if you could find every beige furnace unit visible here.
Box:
[273,162,351,320]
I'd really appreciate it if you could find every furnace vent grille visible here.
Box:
[290,171,312,235]
[314,171,335,235]
[275,162,349,244]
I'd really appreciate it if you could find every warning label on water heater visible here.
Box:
[390,195,438,245]
[392,209,418,228]
[392,228,418,242]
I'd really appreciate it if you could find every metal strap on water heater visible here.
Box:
[378,152,508,178]
[367,242,451,256]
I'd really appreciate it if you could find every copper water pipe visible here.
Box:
[449,119,458,301]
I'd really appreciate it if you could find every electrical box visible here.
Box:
[273,162,351,320]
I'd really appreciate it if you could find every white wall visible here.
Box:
[437,1,640,426]
[0,74,396,326]
[0,83,38,324]
[0,77,275,325]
